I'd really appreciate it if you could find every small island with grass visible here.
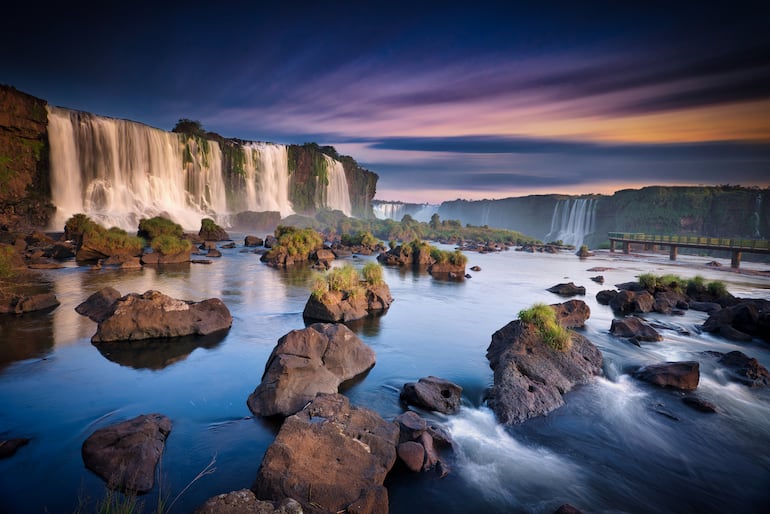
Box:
[303,262,393,322]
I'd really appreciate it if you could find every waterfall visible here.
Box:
[323,155,352,216]
[239,143,294,218]
[372,201,439,222]
[47,106,229,231]
[753,193,762,238]
[545,198,597,248]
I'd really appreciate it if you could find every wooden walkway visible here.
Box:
[607,232,770,269]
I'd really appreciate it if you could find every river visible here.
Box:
[1,241,769,513]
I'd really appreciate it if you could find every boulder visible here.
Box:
[400,376,462,414]
[590,275,604,284]
[609,289,655,314]
[688,301,722,314]
[198,219,229,241]
[596,290,617,305]
[194,490,302,514]
[253,393,399,514]
[247,323,376,417]
[244,235,264,247]
[0,292,60,314]
[75,287,122,322]
[91,290,232,343]
[485,317,603,425]
[609,316,663,342]
[633,361,700,391]
[0,438,30,459]
[550,299,591,328]
[397,441,425,472]
[81,413,171,493]
[702,299,770,342]
[653,289,689,314]
[717,350,769,387]
[547,282,586,297]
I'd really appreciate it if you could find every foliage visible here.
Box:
[361,262,384,286]
[686,275,706,295]
[150,235,192,256]
[83,223,145,255]
[639,272,683,292]
[341,230,379,248]
[639,272,730,298]
[171,119,205,137]
[268,225,323,259]
[707,280,728,298]
[519,303,572,351]
[65,213,95,238]
[138,216,183,241]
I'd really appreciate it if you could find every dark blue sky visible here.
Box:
[3,1,769,202]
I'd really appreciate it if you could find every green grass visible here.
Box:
[518,303,572,351]
[268,225,324,259]
[150,235,191,256]
[361,262,384,286]
[138,216,183,241]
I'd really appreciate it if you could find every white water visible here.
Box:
[545,198,598,248]
[324,155,352,216]
[239,143,294,218]
[46,107,357,231]
[372,201,439,222]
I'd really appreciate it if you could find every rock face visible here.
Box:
[199,219,230,241]
[0,85,55,230]
[393,410,451,476]
[0,292,59,314]
[88,290,232,343]
[81,413,171,493]
[550,299,591,328]
[400,376,462,414]
[75,287,122,322]
[702,299,770,342]
[485,307,603,425]
[247,323,376,417]
[253,393,399,514]
[715,350,769,387]
[302,284,393,323]
[633,361,700,391]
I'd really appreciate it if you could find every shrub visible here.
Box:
[138,216,184,241]
[518,303,572,351]
[362,262,383,286]
[707,280,728,298]
[327,264,361,292]
[151,234,192,255]
[449,250,468,266]
[638,273,658,292]
[64,213,96,240]
[268,226,323,259]
[310,272,329,298]
[82,223,145,255]
[686,275,706,295]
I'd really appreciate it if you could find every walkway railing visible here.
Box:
[607,232,770,268]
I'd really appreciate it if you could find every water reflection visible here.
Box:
[0,310,55,369]
[92,331,228,370]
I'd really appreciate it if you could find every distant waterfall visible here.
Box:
[238,143,294,218]
[372,201,439,222]
[753,193,762,238]
[48,106,228,231]
[323,155,352,216]
[545,198,597,248]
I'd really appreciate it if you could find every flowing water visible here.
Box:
[546,198,598,248]
[1,245,769,513]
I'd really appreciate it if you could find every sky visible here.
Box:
[2,1,769,204]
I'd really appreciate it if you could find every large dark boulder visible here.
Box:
[90,290,232,343]
[610,316,663,342]
[400,376,462,414]
[0,438,30,459]
[253,393,399,514]
[75,287,122,322]
[550,299,591,328]
[633,361,700,391]
[81,413,171,493]
[198,218,230,241]
[247,323,376,417]
[0,292,59,314]
[393,411,451,476]
[609,289,655,314]
[485,309,603,425]
[702,299,770,342]
[717,350,769,387]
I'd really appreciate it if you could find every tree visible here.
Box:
[429,213,440,230]
[172,119,205,136]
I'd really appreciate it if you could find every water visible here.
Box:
[324,156,352,216]
[1,245,769,513]
[372,202,439,223]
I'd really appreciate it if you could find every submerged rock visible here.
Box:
[247,323,376,417]
[547,282,586,297]
[253,393,399,514]
[716,350,769,387]
[0,438,30,459]
[610,316,663,343]
[633,361,700,391]
[81,413,171,494]
[400,376,462,414]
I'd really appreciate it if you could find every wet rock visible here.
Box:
[303,283,393,323]
[0,438,30,459]
[550,299,591,328]
[400,376,462,414]
[547,282,586,297]
[702,300,770,342]
[688,301,722,314]
[717,350,769,387]
[75,287,122,322]
[247,323,376,417]
[91,290,232,343]
[633,361,700,391]
[198,218,229,241]
[397,441,425,472]
[590,275,604,284]
[610,316,663,342]
[682,396,717,413]
[81,413,171,493]
[244,235,264,247]
[485,312,603,425]
[609,289,655,314]
[470,265,481,272]
[194,490,302,514]
[0,292,60,314]
[253,393,399,514]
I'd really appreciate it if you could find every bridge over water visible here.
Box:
[607,232,770,269]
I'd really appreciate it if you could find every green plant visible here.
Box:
[310,272,330,298]
[518,303,572,351]
[327,264,361,292]
[361,262,383,286]
[707,280,728,298]
[138,216,183,241]
[638,273,658,291]
[81,223,145,255]
[150,235,191,256]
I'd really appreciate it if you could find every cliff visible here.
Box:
[0,85,54,230]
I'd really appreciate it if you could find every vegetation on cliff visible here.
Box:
[518,303,572,351]
[138,216,184,241]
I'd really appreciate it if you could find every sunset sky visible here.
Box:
[2,1,769,203]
